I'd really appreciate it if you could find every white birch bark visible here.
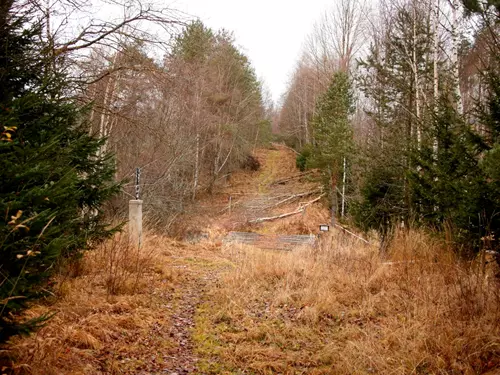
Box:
[451,0,463,114]
[433,0,440,157]
[413,1,422,148]
[433,0,440,102]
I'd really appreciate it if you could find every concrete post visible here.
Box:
[129,199,143,248]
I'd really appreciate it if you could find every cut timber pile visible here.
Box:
[224,231,317,250]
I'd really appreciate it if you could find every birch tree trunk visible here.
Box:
[451,0,463,114]
[433,0,439,102]
[412,1,422,148]
[45,0,51,46]
[433,0,440,157]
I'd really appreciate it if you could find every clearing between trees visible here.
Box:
[5,145,500,374]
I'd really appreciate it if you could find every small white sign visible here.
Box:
[319,224,329,232]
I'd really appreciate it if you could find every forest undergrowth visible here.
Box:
[4,146,500,374]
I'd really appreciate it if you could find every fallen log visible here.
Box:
[334,223,378,248]
[298,194,325,209]
[265,189,322,209]
[249,194,325,223]
[248,209,304,223]
[270,171,315,186]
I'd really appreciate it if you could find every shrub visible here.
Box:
[241,154,261,171]
[0,3,120,341]
[296,145,312,171]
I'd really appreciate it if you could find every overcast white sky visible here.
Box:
[170,0,333,103]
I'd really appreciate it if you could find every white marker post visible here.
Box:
[129,167,142,248]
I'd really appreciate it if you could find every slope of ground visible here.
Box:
[173,144,328,240]
[3,144,500,375]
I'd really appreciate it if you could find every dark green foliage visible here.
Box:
[309,71,354,219]
[0,4,120,341]
[351,164,405,248]
[409,4,500,253]
[171,20,214,63]
[354,0,500,254]
[257,119,273,146]
[296,145,312,172]
[309,72,354,171]
[353,3,439,237]
[410,84,500,254]
[409,100,479,246]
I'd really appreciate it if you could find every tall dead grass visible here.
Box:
[2,231,182,375]
[84,232,158,295]
[196,229,500,374]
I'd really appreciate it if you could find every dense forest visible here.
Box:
[280,0,500,254]
[85,21,270,224]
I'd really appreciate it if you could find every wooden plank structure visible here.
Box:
[224,231,317,251]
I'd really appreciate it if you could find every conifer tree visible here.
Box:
[409,98,481,246]
[309,71,354,222]
[0,1,119,341]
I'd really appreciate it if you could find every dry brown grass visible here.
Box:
[194,229,500,374]
[84,232,159,295]
[1,232,189,375]
[5,146,500,375]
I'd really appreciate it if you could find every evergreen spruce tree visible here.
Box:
[410,82,500,255]
[409,97,483,248]
[0,2,120,341]
[309,71,354,222]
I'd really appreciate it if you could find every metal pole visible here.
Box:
[135,167,141,200]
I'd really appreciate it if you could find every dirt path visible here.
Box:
[6,144,326,375]
[159,272,213,375]
[161,278,202,374]
[160,144,327,374]
[177,144,325,237]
